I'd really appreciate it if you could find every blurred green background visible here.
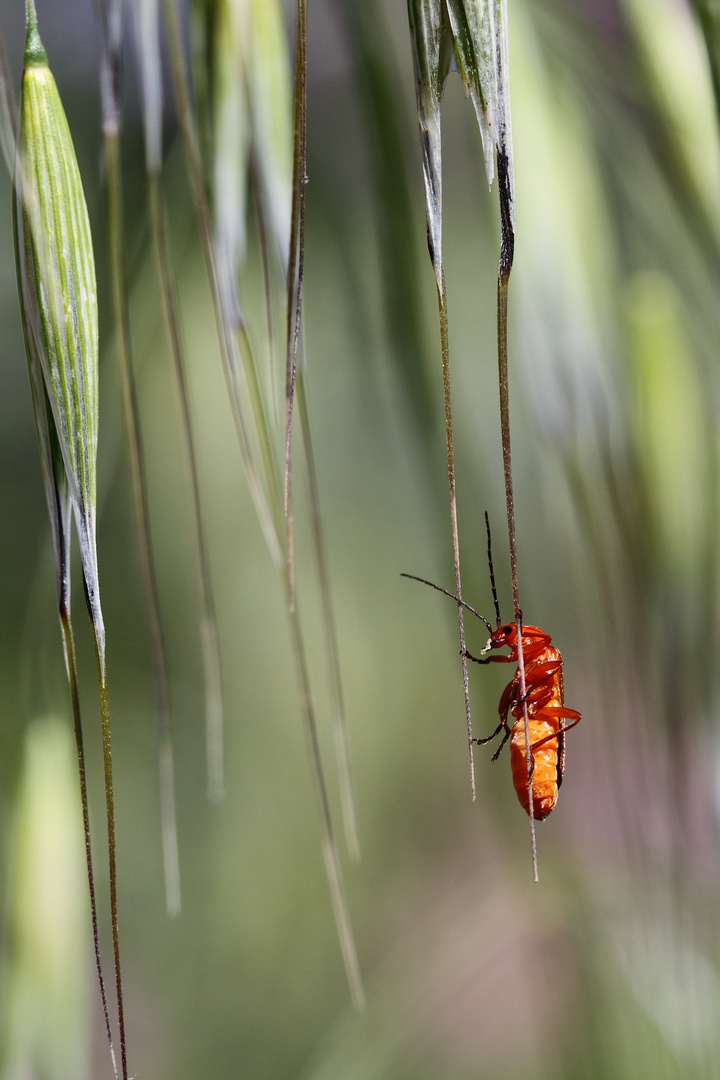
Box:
[3,0,720,1077]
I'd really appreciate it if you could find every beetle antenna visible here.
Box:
[485,512,502,627]
[401,574,493,631]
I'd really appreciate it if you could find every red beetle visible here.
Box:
[402,519,581,820]
[465,621,580,820]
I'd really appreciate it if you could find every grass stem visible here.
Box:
[59,603,118,1080]
[162,0,283,569]
[297,371,360,860]
[284,592,365,1009]
[86,594,128,1080]
[495,145,537,879]
[162,0,361,996]
[284,0,307,527]
[105,125,182,912]
[437,271,476,800]
[147,170,225,805]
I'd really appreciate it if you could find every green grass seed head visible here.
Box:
[16,12,99,528]
[15,6,105,669]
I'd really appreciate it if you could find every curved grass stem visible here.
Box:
[284,590,365,1009]
[59,604,118,1080]
[284,0,307,525]
[162,0,361,999]
[496,146,537,880]
[437,271,476,799]
[235,322,285,537]
[105,126,181,914]
[162,0,282,570]
[86,595,128,1080]
[297,371,361,860]
[147,170,226,804]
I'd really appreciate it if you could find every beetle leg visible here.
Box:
[463,649,491,665]
[498,679,518,724]
[490,726,512,762]
[526,661,562,683]
[472,719,512,761]
[541,707,581,725]
[529,711,581,753]
[463,649,512,666]
[473,719,505,745]
[520,662,561,699]
[509,662,562,715]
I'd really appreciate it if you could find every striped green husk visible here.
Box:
[17,15,105,669]
[14,13,124,1075]
[17,21,99,578]
[19,70,98,502]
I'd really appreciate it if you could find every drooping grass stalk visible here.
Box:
[491,22,537,879]
[445,0,536,871]
[438,274,477,797]
[496,147,535,876]
[232,347,366,993]
[162,0,363,999]
[246,58,361,857]
[243,279,366,996]
[407,0,536,867]
[260,199,365,973]
[162,0,283,569]
[280,0,362,880]
[109,144,183,904]
[234,323,285,536]
[296,372,361,860]
[89,634,128,1080]
[283,0,307,542]
[15,1,129,1068]
[278,476,364,997]
[245,0,294,432]
[407,0,477,797]
[250,157,281,422]
[208,0,285,544]
[344,0,439,452]
[496,156,516,615]
[284,592,365,1009]
[18,240,118,1080]
[245,32,361,856]
[59,609,119,1079]
[98,0,182,914]
[148,172,226,803]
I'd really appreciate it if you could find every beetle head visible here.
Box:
[481,622,517,655]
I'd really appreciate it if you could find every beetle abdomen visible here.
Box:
[510,717,559,820]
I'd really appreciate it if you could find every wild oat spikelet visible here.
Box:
[15,6,104,662]
[14,11,127,1076]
